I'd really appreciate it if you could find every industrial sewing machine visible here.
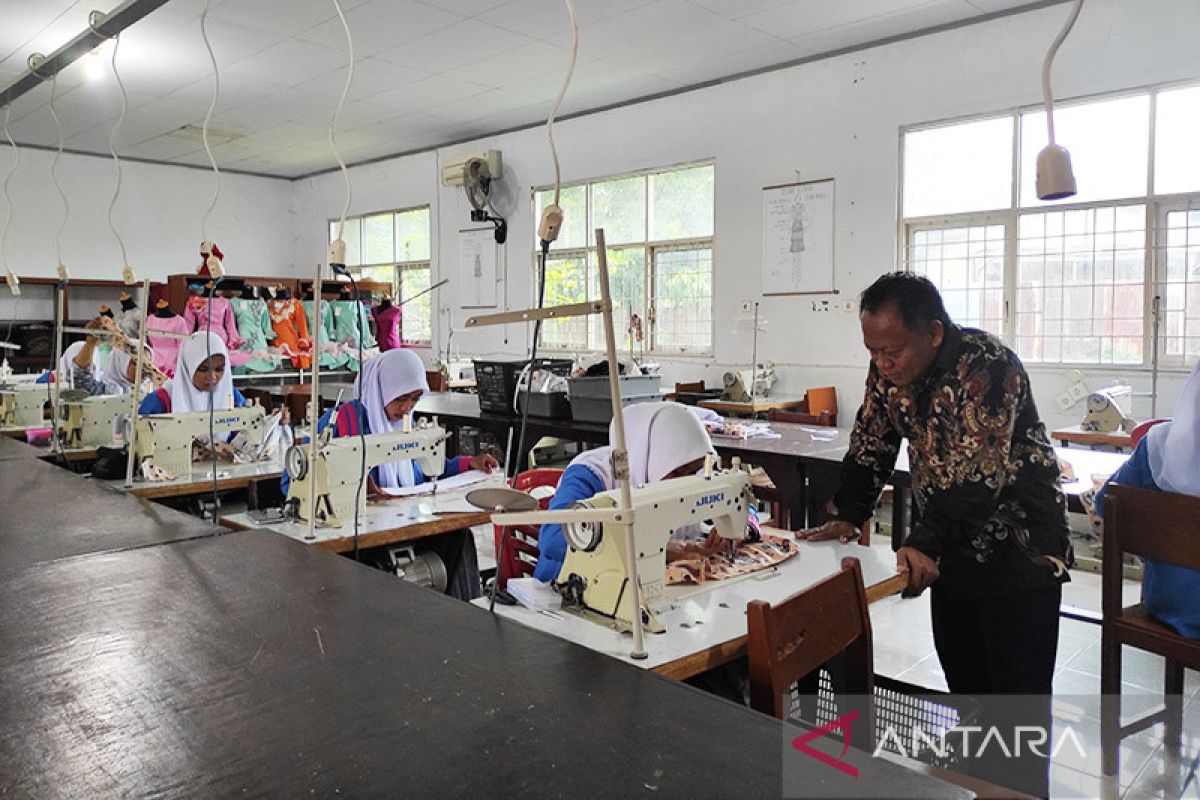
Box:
[1081,385,1135,433]
[283,418,447,528]
[553,464,753,633]
[58,394,130,449]
[133,403,266,479]
[0,384,48,429]
[722,361,776,402]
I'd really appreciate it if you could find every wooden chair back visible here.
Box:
[767,408,837,427]
[426,370,449,393]
[747,556,874,721]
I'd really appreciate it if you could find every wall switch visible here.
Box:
[811,299,831,312]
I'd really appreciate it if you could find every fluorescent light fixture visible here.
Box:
[1036,0,1084,201]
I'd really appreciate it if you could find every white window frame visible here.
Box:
[532,161,715,357]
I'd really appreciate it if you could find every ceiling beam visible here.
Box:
[0,0,172,109]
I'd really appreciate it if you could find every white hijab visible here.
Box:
[571,401,716,489]
[100,346,153,396]
[166,332,235,413]
[58,342,100,389]
[355,348,429,488]
[1146,359,1200,496]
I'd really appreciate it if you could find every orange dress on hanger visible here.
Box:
[267,297,312,369]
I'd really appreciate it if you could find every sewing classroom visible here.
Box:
[3,0,1200,797]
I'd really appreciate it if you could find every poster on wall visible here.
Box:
[458,227,497,308]
[761,178,835,295]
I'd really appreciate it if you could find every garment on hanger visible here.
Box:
[267,297,312,369]
[303,298,350,369]
[185,294,251,368]
[230,297,282,374]
[372,300,402,351]
[146,313,191,377]
[331,299,378,372]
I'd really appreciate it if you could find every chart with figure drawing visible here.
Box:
[762,178,835,295]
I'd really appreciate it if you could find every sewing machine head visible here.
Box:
[284,417,447,528]
[555,465,753,633]
[722,362,776,402]
[58,394,130,449]
[0,384,48,429]
[1081,386,1135,433]
[133,402,266,479]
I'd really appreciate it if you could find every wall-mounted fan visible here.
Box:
[442,149,507,244]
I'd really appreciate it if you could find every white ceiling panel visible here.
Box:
[0,0,1054,176]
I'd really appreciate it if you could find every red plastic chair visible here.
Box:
[1129,418,1169,448]
[493,468,563,589]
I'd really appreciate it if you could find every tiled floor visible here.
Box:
[864,536,1200,799]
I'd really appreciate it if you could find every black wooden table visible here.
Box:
[0,434,39,461]
[0,530,967,798]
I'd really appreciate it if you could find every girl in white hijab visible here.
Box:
[100,344,154,396]
[1095,359,1200,638]
[532,402,749,582]
[139,332,245,414]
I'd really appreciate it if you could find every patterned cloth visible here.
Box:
[267,298,311,369]
[665,532,795,585]
[833,324,1070,597]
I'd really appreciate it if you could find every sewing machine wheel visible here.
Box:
[285,445,308,480]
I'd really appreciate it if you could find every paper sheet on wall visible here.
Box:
[762,178,835,295]
[458,228,497,308]
[379,469,496,497]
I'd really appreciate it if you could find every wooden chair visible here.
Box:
[767,407,836,427]
[666,380,706,403]
[1128,418,1168,448]
[493,469,563,590]
[1101,484,1200,779]
[426,370,449,393]
[805,386,838,422]
[749,557,1031,799]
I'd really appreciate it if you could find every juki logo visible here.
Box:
[696,492,725,506]
[389,440,422,454]
[214,415,241,426]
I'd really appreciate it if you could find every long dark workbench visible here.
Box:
[0,456,217,572]
[0,530,966,798]
[0,434,40,461]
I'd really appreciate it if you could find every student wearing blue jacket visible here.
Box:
[533,401,756,583]
[1094,359,1200,639]
[138,332,248,414]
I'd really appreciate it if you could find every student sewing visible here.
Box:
[36,318,109,394]
[532,401,756,584]
[1094,359,1200,638]
[304,348,498,600]
[138,332,247,414]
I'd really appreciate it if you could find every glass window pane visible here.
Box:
[588,247,646,352]
[1155,85,1200,195]
[395,207,431,262]
[902,116,1014,217]
[590,176,646,245]
[331,218,361,267]
[1159,209,1200,367]
[399,266,432,344]
[1019,95,1150,207]
[652,246,712,354]
[541,254,588,350]
[535,185,587,250]
[907,223,1006,336]
[649,164,714,240]
[361,213,394,264]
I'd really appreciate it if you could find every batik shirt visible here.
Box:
[833,325,1071,597]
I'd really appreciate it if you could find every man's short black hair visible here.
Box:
[859,271,951,332]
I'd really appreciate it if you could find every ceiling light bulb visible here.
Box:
[84,49,105,82]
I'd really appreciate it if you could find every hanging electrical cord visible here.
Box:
[199,0,223,524]
[324,0,365,560]
[490,0,578,613]
[104,31,132,282]
[1,105,19,298]
[46,72,68,277]
[199,0,221,247]
[1035,0,1083,201]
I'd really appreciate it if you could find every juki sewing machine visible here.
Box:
[553,463,753,633]
[133,403,266,479]
[1081,385,1135,433]
[0,384,48,429]
[722,362,776,402]
[283,417,447,528]
[58,393,130,449]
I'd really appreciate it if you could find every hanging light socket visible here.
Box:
[1036,143,1077,201]
[4,269,19,296]
[56,262,70,282]
[328,238,346,270]
[122,265,136,285]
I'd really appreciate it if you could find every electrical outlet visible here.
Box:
[740,300,753,313]
[1056,391,1074,412]
[840,300,855,312]
[1068,382,1088,402]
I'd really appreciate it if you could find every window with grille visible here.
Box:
[901,84,1200,370]
[330,206,432,346]
[533,162,714,354]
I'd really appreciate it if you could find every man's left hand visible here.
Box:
[469,453,499,473]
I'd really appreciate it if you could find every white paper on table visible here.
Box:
[378,469,495,498]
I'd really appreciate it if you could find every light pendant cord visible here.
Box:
[546,0,578,207]
[2,105,20,315]
[48,74,67,271]
[106,33,130,272]
[1041,0,1084,146]
[329,0,354,241]
[200,0,221,243]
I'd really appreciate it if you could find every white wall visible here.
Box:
[0,147,293,322]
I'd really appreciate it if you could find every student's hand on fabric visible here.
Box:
[82,317,105,346]
[469,453,499,473]
[796,519,860,543]
[896,547,939,598]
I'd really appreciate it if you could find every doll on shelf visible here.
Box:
[196,241,223,277]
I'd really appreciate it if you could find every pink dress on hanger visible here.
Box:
[185,295,251,367]
[372,303,402,351]
[146,313,191,377]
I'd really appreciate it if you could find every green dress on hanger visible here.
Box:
[230,297,281,374]
[303,299,350,370]
[331,299,377,372]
